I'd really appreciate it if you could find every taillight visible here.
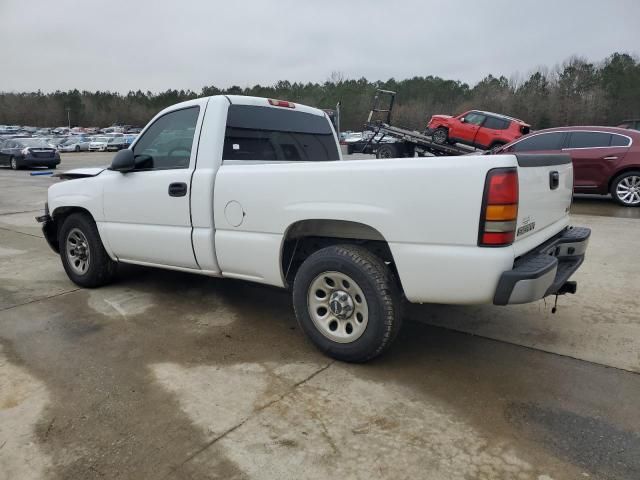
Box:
[268,99,295,108]
[478,168,518,247]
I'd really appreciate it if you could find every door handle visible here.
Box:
[549,171,559,190]
[603,156,618,161]
[168,182,188,197]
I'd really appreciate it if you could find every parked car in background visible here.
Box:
[426,110,530,151]
[58,136,92,152]
[88,136,111,152]
[124,134,138,146]
[617,119,640,131]
[47,137,69,148]
[106,137,128,151]
[344,131,395,155]
[0,138,61,170]
[492,126,640,206]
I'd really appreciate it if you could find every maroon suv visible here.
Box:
[495,126,640,206]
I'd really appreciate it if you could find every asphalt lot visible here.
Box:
[1,151,639,480]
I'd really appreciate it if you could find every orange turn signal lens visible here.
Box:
[485,204,518,221]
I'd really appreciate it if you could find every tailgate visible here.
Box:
[514,154,573,243]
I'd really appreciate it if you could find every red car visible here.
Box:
[426,110,530,151]
[494,126,640,207]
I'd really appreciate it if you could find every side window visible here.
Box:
[610,134,631,147]
[566,132,610,149]
[483,116,509,130]
[132,106,199,170]
[511,132,565,152]
[464,112,486,126]
[222,105,340,162]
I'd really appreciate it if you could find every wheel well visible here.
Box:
[280,220,399,288]
[48,206,95,245]
[608,167,640,192]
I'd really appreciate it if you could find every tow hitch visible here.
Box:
[552,281,578,313]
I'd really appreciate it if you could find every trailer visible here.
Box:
[359,89,480,158]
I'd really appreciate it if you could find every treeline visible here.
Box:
[1,52,639,131]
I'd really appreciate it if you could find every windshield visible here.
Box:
[94,137,110,143]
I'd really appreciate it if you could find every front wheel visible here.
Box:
[292,245,402,362]
[10,157,20,170]
[611,171,640,207]
[431,127,448,145]
[59,213,117,287]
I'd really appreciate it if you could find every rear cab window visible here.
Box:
[223,105,339,162]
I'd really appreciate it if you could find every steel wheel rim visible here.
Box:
[66,228,91,275]
[307,271,369,344]
[379,148,392,158]
[616,175,640,205]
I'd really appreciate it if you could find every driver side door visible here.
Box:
[101,106,202,269]
[453,112,486,147]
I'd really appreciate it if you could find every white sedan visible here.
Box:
[58,137,92,152]
[88,137,111,152]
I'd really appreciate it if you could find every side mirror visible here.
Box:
[110,148,134,172]
[459,117,465,123]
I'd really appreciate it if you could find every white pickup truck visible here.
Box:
[38,95,590,362]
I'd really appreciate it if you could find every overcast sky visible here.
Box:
[1,0,638,93]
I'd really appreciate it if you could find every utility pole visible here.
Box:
[65,106,71,130]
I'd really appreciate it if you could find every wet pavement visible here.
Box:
[0,152,639,479]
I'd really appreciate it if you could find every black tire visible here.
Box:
[75,145,80,152]
[376,144,398,159]
[58,213,117,287]
[610,170,640,207]
[292,245,402,362]
[488,142,505,152]
[10,157,20,170]
[431,127,448,145]
[347,144,354,155]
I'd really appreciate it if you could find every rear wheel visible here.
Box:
[611,171,640,207]
[10,157,20,170]
[431,127,448,145]
[75,145,80,152]
[489,141,505,152]
[376,144,398,159]
[59,213,117,287]
[292,245,402,362]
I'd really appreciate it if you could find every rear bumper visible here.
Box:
[493,226,591,305]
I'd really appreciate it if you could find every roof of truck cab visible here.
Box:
[223,95,327,117]
[151,95,329,123]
